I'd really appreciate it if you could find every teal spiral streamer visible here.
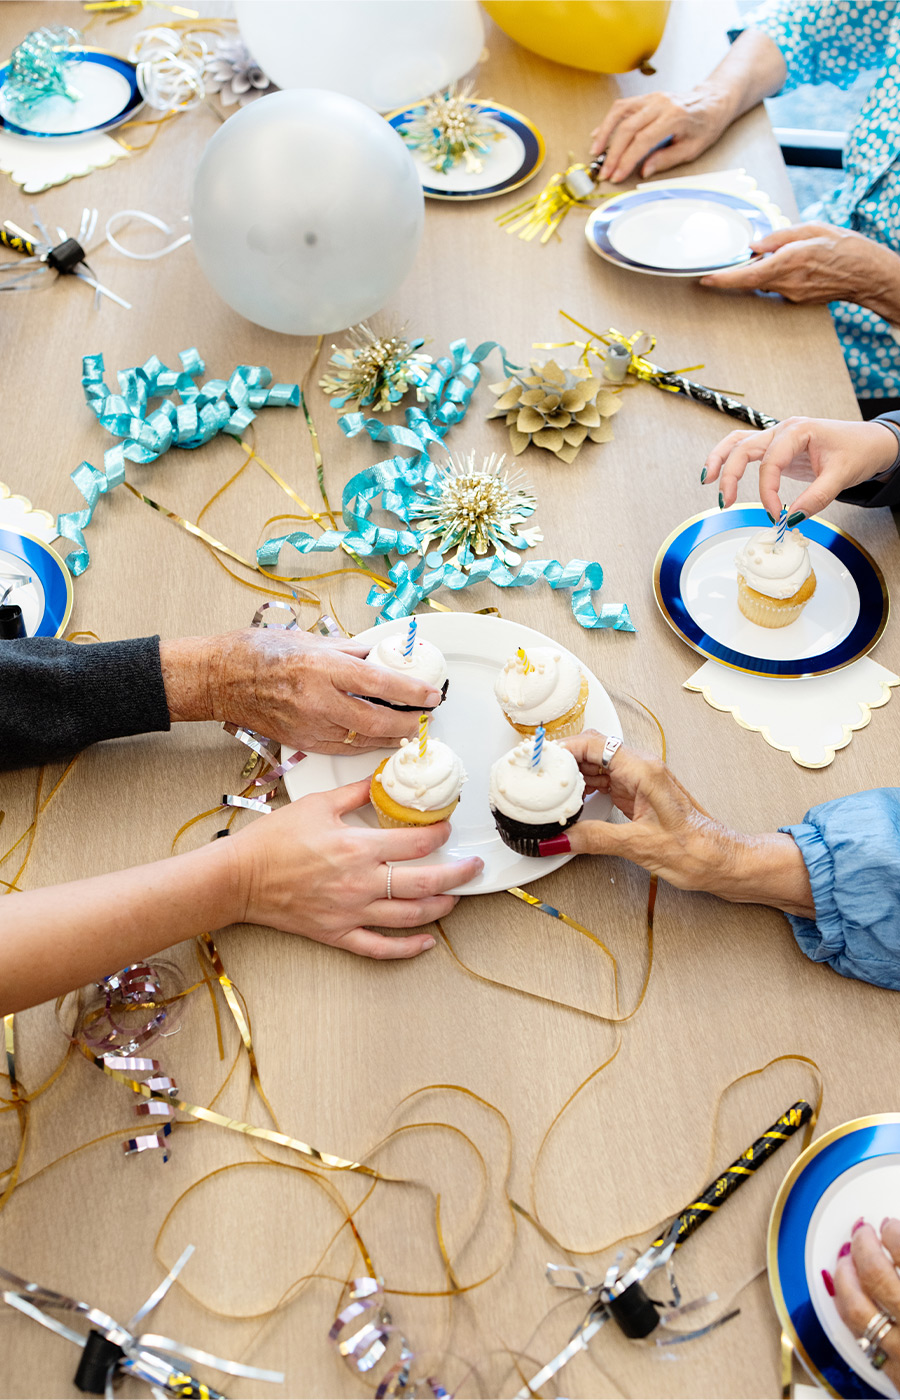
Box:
[57,350,299,575]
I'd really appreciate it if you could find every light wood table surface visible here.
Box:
[2,4,897,1397]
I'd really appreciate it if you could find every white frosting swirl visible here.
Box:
[376,737,467,812]
[494,647,583,724]
[489,739,585,825]
[366,631,448,689]
[735,527,812,600]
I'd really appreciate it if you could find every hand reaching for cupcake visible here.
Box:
[701,417,900,520]
[542,731,815,918]
[162,626,446,755]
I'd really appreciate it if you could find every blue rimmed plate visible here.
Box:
[0,50,141,137]
[0,527,72,638]
[769,1116,900,1398]
[653,506,889,679]
[585,188,774,277]
[386,99,544,201]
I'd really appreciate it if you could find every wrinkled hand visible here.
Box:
[230,778,482,959]
[589,86,732,183]
[556,731,814,916]
[557,730,734,888]
[703,417,898,519]
[700,223,900,305]
[832,1218,900,1387]
[162,628,444,753]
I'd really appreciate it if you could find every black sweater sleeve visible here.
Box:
[837,412,900,509]
[0,635,171,771]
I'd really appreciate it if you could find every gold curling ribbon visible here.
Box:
[197,933,280,1129]
[79,1041,382,1176]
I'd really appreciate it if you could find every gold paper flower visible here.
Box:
[397,81,502,174]
[319,323,431,413]
[487,359,622,463]
[409,450,542,567]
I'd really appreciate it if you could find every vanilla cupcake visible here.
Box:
[735,526,816,628]
[370,736,467,828]
[363,625,449,711]
[494,646,588,738]
[489,735,585,857]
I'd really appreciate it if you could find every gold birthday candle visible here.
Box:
[418,713,429,760]
[517,646,534,674]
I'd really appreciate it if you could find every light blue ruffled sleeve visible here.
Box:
[731,0,895,94]
[780,788,900,990]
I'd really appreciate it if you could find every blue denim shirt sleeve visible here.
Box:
[780,788,900,990]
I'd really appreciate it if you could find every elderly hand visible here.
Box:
[831,1218,900,1387]
[700,223,900,310]
[231,777,481,959]
[541,730,814,917]
[703,417,899,519]
[589,86,733,183]
[161,627,443,754]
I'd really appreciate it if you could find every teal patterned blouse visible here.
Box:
[738,1,900,399]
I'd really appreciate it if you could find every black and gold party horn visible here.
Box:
[606,1099,813,1339]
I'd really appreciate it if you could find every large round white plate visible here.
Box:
[769,1116,900,1398]
[386,100,544,201]
[283,613,620,895]
[585,188,774,278]
[653,506,889,679]
[0,50,141,137]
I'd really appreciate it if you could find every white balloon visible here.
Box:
[190,89,424,335]
[235,0,484,112]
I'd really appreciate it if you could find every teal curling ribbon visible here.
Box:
[57,350,299,575]
[258,423,634,632]
[338,339,520,437]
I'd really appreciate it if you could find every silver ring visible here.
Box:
[385,863,393,900]
[600,735,622,774]
[858,1311,895,1365]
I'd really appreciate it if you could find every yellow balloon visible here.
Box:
[482,0,670,74]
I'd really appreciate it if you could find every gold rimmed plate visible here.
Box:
[0,526,72,637]
[769,1115,900,1398]
[653,505,889,679]
[386,99,544,201]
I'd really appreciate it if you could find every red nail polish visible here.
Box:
[852,1217,865,1233]
[821,1270,835,1297]
[838,1242,852,1258]
[538,834,571,856]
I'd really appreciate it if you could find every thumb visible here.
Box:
[329,776,375,816]
[751,225,817,253]
[565,817,629,857]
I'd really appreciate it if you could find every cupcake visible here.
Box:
[735,526,817,629]
[369,735,467,828]
[363,621,449,711]
[494,646,588,738]
[489,733,585,857]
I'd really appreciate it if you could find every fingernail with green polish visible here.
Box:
[700,467,707,483]
[718,492,724,510]
[787,511,806,527]
[766,511,776,524]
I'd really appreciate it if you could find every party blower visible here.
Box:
[518,1100,813,1396]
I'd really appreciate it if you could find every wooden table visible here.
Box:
[2,4,896,1397]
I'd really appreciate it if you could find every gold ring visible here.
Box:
[343,729,358,745]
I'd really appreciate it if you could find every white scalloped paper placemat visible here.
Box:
[0,481,58,543]
[0,128,129,193]
[684,656,899,768]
